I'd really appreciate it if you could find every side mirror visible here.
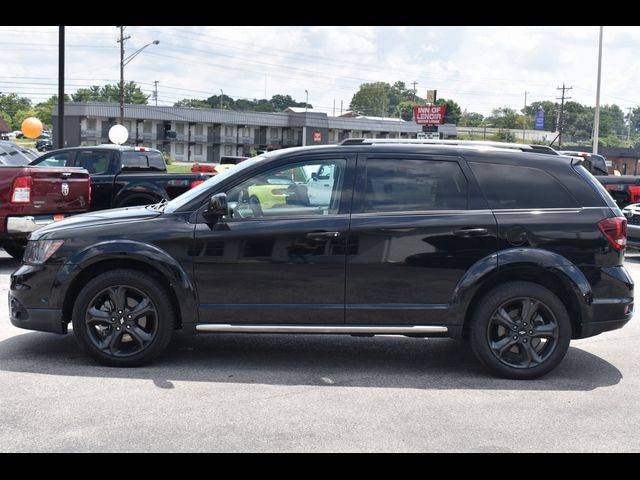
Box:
[203,193,228,221]
[311,172,318,181]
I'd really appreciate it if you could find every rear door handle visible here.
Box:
[453,228,489,237]
[306,231,342,239]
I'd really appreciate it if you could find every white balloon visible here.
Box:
[108,124,129,145]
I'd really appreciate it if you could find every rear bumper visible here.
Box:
[6,214,72,236]
[576,265,634,338]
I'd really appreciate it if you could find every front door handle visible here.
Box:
[306,231,342,239]
[453,227,489,237]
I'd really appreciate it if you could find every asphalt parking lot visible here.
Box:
[0,250,639,452]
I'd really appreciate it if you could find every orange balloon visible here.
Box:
[21,117,43,139]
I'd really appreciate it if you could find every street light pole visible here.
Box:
[117,26,158,125]
[593,26,604,155]
[220,89,223,109]
[305,89,308,113]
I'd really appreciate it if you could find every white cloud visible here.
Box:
[1,25,638,117]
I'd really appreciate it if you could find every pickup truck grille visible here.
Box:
[628,214,640,225]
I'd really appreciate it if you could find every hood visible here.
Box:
[30,206,162,240]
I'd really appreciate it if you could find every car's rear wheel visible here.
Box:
[71,269,175,367]
[470,281,571,379]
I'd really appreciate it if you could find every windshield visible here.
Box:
[163,154,268,213]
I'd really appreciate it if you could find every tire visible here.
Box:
[71,269,175,367]
[119,195,159,208]
[2,240,26,260]
[470,281,571,379]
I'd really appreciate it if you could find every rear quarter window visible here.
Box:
[469,162,578,209]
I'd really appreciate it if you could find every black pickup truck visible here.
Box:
[30,145,211,210]
[557,150,640,209]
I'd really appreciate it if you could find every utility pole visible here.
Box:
[116,26,131,125]
[522,91,528,142]
[220,89,223,109]
[411,81,418,97]
[556,83,572,148]
[333,100,335,117]
[340,100,343,116]
[153,80,159,106]
[628,107,633,142]
[57,26,65,149]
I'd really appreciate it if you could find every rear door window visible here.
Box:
[75,151,110,174]
[363,158,468,212]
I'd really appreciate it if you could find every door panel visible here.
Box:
[345,154,497,325]
[192,155,355,324]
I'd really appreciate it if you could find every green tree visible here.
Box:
[32,95,71,128]
[435,98,462,124]
[71,82,148,104]
[0,93,31,119]
[173,98,210,108]
[463,112,484,126]
[397,100,416,121]
[350,82,393,116]
[488,106,520,129]
[11,107,37,130]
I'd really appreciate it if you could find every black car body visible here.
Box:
[30,145,211,209]
[9,139,633,379]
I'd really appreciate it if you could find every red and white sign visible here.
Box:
[313,131,322,143]
[413,106,447,124]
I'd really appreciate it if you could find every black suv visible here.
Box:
[9,139,633,379]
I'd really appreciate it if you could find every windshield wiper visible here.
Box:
[147,198,169,211]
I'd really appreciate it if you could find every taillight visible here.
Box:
[87,182,92,206]
[628,186,640,204]
[191,180,204,188]
[597,217,627,251]
[11,176,32,203]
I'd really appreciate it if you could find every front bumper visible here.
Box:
[9,262,68,334]
[6,214,68,235]
[9,295,66,334]
[627,224,640,249]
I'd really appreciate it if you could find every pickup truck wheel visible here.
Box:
[470,281,571,380]
[2,240,26,260]
[71,269,175,367]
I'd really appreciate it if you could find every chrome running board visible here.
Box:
[195,324,448,334]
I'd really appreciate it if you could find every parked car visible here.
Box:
[35,138,54,152]
[0,160,90,258]
[10,139,633,379]
[30,145,211,210]
[0,140,40,166]
[213,155,248,174]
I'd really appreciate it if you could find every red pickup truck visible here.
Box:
[1,166,91,258]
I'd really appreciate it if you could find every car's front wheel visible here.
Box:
[470,281,571,379]
[71,269,175,367]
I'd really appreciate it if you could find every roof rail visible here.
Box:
[339,138,536,150]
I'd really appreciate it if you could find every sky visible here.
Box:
[1,26,640,118]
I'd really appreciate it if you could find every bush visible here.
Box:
[494,129,517,142]
[162,151,173,165]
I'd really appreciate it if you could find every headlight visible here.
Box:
[23,240,64,264]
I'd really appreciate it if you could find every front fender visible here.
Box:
[52,240,198,325]
[451,248,592,322]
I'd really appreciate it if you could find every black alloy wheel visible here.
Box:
[72,270,175,367]
[470,282,571,379]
